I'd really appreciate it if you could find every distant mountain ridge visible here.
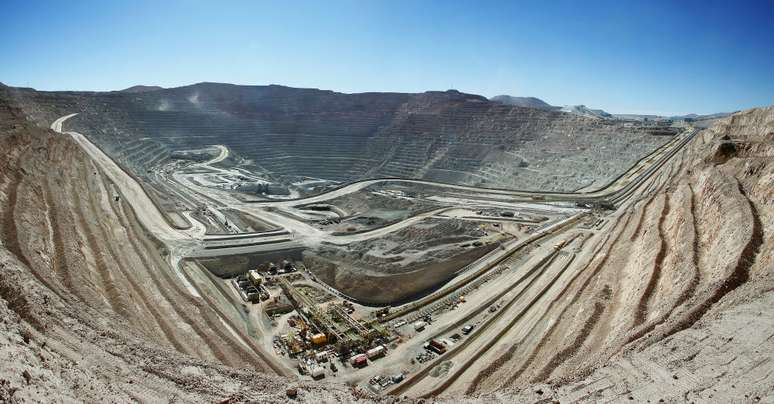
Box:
[490,94,619,119]
[669,111,734,120]
[120,85,164,93]
[109,84,730,122]
[560,104,613,119]
[490,95,555,110]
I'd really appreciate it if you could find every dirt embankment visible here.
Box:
[305,244,497,305]
[197,248,305,278]
[466,107,774,402]
[303,217,502,305]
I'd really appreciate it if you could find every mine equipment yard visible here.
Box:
[44,95,697,393]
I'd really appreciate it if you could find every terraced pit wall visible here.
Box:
[467,107,774,401]
[8,84,671,193]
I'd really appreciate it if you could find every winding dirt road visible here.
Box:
[51,114,205,244]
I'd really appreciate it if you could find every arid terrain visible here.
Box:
[1,82,772,403]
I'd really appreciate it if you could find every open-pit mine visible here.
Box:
[1,82,772,402]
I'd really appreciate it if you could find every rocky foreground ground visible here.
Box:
[1,83,773,402]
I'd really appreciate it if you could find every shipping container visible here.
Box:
[247,270,263,286]
[366,345,385,359]
[311,333,327,345]
[427,339,447,354]
[310,365,325,379]
[350,354,368,368]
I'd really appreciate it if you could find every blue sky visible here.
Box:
[1,0,772,115]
